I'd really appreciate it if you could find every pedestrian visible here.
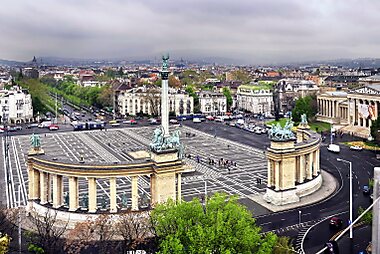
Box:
[234,162,237,167]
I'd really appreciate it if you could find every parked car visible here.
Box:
[149,118,158,125]
[169,119,179,124]
[206,116,214,121]
[48,124,59,131]
[329,217,343,228]
[350,145,363,151]
[26,123,39,129]
[327,144,340,153]
[363,185,370,195]
[193,118,201,123]
[15,126,22,131]
[7,126,17,132]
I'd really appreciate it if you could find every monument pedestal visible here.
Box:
[28,148,45,156]
[264,188,300,205]
[150,149,181,206]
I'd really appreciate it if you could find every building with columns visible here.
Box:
[264,124,322,205]
[116,86,194,117]
[317,85,380,138]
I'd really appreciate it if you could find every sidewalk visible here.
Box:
[249,170,338,212]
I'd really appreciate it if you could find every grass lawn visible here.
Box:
[267,118,331,132]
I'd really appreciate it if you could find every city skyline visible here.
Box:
[1,0,380,65]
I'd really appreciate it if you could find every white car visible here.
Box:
[350,145,363,151]
[193,118,201,123]
[169,119,179,124]
[327,144,340,153]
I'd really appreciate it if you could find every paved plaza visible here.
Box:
[1,125,271,215]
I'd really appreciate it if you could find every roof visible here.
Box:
[367,84,380,92]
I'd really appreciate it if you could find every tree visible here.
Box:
[272,236,296,254]
[151,193,278,254]
[116,211,153,253]
[370,117,380,142]
[292,95,317,123]
[358,206,372,225]
[65,214,116,254]
[27,208,68,254]
[222,87,233,111]
[0,233,11,254]
[142,87,160,116]
[169,75,181,88]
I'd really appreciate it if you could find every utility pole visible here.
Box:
[372,167,380,254]
[55,92,58,124]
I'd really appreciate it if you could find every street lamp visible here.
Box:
[298,210,302,224]
[337,158,353,239]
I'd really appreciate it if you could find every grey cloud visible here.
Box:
[0,0,379,64]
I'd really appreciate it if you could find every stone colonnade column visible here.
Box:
[109,177,117,213]
[131,176,139,211]
[28,163,40,200]
[299,155,305,183]
[88,177,97,213]
[307,154,313,180]
[69,176,79,211]
[40,171,48,204]
[52,174,63,208]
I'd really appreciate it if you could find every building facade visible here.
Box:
[198,91,227,115]
[276,79,319,113]
[117,86,194,117]
[236,84,273,115]
[317,84,380,138]
[0,86,34,124]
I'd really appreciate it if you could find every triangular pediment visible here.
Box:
[350,86,380,95]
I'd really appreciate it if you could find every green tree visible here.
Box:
[273,236,295,254]
[292,95,317,123]
[151,193,277,254]
[222,87,233,111]
[370,117,380,142]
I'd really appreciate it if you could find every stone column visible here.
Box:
[274,161,280,191]
[306,154,313,180]
[28,163,40,200]
[47,174,52,203]
[267,159,272,187]
[131,176,139,211]
[110,177,117,213]
[323,100,326,116]
[40,171,48,204]
[88,177,97,213]
[52,174,63,208]
[161,56,170,137]
[299,155,305,183]
[316,149,320,174]
[332,101,335,118]
[177,173,182,203]
[313,151,318,176]
[69,176,79,211]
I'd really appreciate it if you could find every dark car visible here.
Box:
[329,217,343,228]
[363,185,370,195]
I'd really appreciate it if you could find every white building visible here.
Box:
[0,73,12,86]
[117,86,194,117]
[236,84,273,115]
[198,91,227,115]
[0,86,33,124]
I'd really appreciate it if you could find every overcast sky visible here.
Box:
[0,0,379,64]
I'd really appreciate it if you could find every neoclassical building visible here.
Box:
[198,91,227,116]
[317,84,380,137]
[116,86,194,116]
[236,84,273,116]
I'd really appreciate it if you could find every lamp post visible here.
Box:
[298,210,302,224]
[337,158,353,239]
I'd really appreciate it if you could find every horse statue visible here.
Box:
[150,126,164,151]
